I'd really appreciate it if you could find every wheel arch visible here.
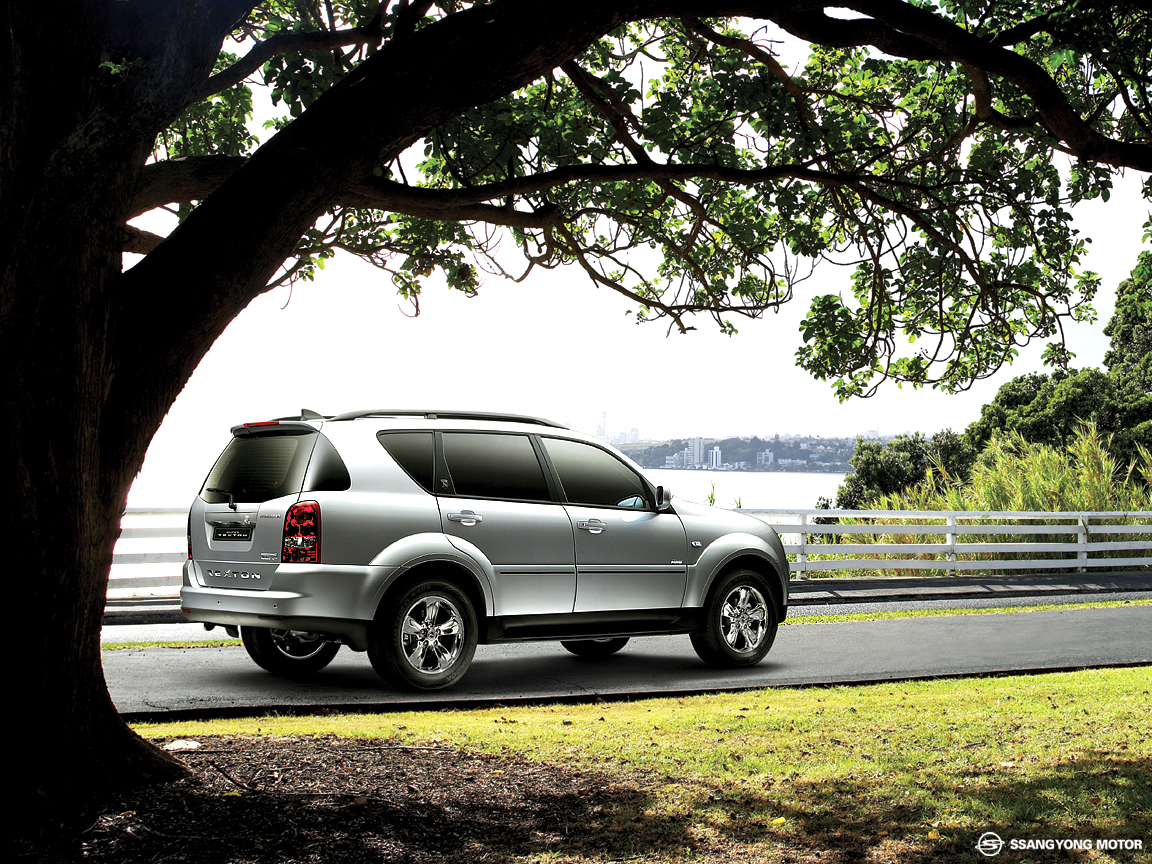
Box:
[374,560,489,638]
[706,553,787,620]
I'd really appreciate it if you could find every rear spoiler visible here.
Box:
[229,420,320,437]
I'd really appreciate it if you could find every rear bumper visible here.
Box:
[181,559,396,650]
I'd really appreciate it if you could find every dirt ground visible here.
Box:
[20,735,965,863]
[22,735,729,863]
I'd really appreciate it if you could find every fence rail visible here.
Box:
[110,509,187,596]
[110,508,1152,598]
[738,508,1152,576]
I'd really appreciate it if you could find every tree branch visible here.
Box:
[131,152,961,250]
[122,225,166,255]
[196,24,383,100]
[769,8,949,61]
[681,16,815,125]
[842,0,1152,170]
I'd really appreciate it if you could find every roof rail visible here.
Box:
[329,409,568,429]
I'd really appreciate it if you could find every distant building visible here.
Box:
[756,450,774,465]
[708,446,722,469]
[689,437,705,467]
[612,427,640,445]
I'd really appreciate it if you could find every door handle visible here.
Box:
[447,511,483,526]
[577,519,607,534]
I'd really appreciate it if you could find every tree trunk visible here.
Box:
[1,0,642,836]
[2,2,230,836]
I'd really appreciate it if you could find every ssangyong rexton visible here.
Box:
[181,410,789,690]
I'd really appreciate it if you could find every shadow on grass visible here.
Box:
[24,740,1151,863]
[708,750,1151,863]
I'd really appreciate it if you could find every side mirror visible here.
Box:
[656,485,673,511]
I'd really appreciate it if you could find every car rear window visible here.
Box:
[441,432,551,501]
[201,432,316,504]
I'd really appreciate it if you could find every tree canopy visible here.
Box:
[830,428,975,509]
[1103,250,1152,391]
[832,251,1150,509]
[127,0,1152,397]
[5,0,1152,829]
[963,251,1152,464]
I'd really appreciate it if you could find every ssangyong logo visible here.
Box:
[207,569,261,580]
[976,833,1005,857]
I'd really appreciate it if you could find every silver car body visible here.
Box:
[181,412,789,653]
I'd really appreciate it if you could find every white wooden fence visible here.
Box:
[739,509,1152,577]
[109,507,1152,598]
[109,509,188,599]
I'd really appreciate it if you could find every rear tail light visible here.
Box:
[187,510,192,559]
[282,501,320,563]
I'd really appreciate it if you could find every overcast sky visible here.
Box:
[124,33,1152,508]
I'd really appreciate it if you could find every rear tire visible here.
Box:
[368,580,477,691]
[690,569,779,667]
[560,637,630,658]
[240,626,340,677]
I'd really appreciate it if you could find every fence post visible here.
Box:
[1078,515,1088,573]
[797,511,808,578]
[947,514,957,576]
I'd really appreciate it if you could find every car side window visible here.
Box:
[441,432,551,502]
[542,437,651,509]
[377,431,435,493]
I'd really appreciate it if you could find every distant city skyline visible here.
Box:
[591,421,888,443]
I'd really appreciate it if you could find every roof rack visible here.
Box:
[329,409,568,429]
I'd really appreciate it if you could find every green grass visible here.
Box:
[102,638,240,651]
[786,597,1152,625]
[102,599,1152,650]
[135,667,1152,862]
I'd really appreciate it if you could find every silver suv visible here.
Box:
[181,410,789,690]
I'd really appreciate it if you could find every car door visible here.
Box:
[437,431,576,616]
[539,436,687,612]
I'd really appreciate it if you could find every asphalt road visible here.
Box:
[107,604,1152,719]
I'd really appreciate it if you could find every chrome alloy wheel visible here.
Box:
[719,585,769,653]
[400,594,465,674]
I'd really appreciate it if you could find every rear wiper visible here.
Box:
[206,487,237,511]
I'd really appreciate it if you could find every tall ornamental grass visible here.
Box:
[878,424,1152,513]
[803,426,1152,576]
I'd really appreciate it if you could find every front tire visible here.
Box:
[240,626,340,677]
[560,637,630,658]
[690,569,779,667]
[368,580,478,690]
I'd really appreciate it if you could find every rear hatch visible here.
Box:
[190,422,321,590]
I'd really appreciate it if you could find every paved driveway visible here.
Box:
[107,605,1152,718]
